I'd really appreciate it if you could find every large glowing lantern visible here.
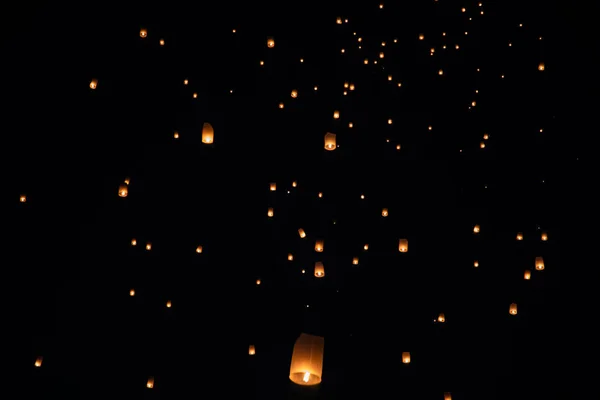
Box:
[267,37,275,48]
[315,240,324,252]
[270,182,276,191]
[202,123,214,144]
[140,29,147,38]
[535,257,544,270]
[538,62,545,71]
[382,208,389,217]
[146,377,154,388]
[509,303,518,315]
[398,239,408,252]
[314,262,325,277]
[118,184,128,197]
[473,224,480,233]
[289,333,324,386]
[402,352,411,364]
[89,79,98,89]
[437,313,445,323]
[249,345,256,355]
[324,132,336,150]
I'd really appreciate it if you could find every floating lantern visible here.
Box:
[541,232,548,241]
[398,239,408,252]
[291,90,298,98]
[298,228,306,238]
[473,224,480,233]
[34,356,43,367]
[315,240,324,252]
[267,37,275,48]
[437,313,445,323]
[382,208,388,217]
[524,270,531,280]
[196,245,203,253]
[270,182,276,191]
[118,184,128,197]
[249,345,256,355]
[289,333,325,386]
[145,242,152,251]
[535,257,544,270]
[324,132,337,150]
[314,262,325,277]
[202,123,214,144]
[509,303,518,315]
[333,110,340,119]
[20,195,26,202]
[268,207,274,217]
[516,232,523,240]
[288,254,294,261]
[89,79,98,89]
[352,257,359,265]
[402,352,411,364]
[146,377,154,388]
[140,29,147,38]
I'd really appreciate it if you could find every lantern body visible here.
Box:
[509,303,518,315]
[202,123,214,144]
[145,242,152,250]
[267,37,275,48]
[538,62,545,71]
[516,232,523,241]
[324,132,337,150]
[289,333,324,386]
[35,356,43,367]
[473,224,480,233]
[249,345,256,355]
[333,110,340,119]
[444,393,452,400]
[288,254,294,261]
[196,245,203,253]
[402,352,411,364]
[314,262,325,277]
[291,90,298,98]
[146,377,154,388]
[352,257,359,265]
[89,79,98,89]
[270,182,276,191]
[541,232,548,241]
[298,228,306,238]
[398,239,408,252]
[382,208,388,217]
[267,207,274,217]
[437,313,445,322]
[315,240,324,252]
[131,239,137,246]
[140,29,147,38]
[535,256,544,270]
[473,260,479,268]
[118,184,128,197]
[524,270,531,280]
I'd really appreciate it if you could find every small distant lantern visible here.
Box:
[289,333,324,386]
[291,90,298,98]
[315,240,324,252]
[524,270,531,280]
[314,262,325,277]
[249,345,256,355]
[268,207,274,217]
[437,313,445,323]
[336,17,342,24]
[140,29,147,38]
[352,257,359,265]
[363,244,369,250]
[270,182,277,191]
[382,208,389,217]
[333,110,340,119]
[538,62,545,71]
[89,79,98,89]
[131,239,137,246]
[402,352,411,364]
[541,232,548,241]
[444,393,452,400]
[173,131,179,139]
[349,83,355,90]
[124,177,130,185]
[318,192,323,198]
[20,194,26,202]
[145,242,152,251]
[324,132,337,150]
[159,39,165,46]
[473,224,480,233]
[509,303,518,315]
[267,37,275,48]
[419,34,424,40]
[279,102,284,109]
[256,279,261,285]
[438,69,444,75]
[118,184,128,197]
[379,52,385,58]
[473,260,479,268]
[292,181,297,187]
[398,239,408,253]
[298,228,306,238]
[146,377,154,388]
[288,253,294,261]
[34,356,43,367]
[202,123,214,144]
[516,232,523,241]
[196,245,203,253]
[166,300,172,308]
[535,257,544,270]
[129,289,135,296]
[479,141,485,149]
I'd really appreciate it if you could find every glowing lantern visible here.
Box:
[382,208,389,217]
[291,90,298,98]
[196,245,203,253]
[146,242,152,251]
[166,300,172,308]
[315,240,324,252]
[379,52,384,58]
[402,352,411,364]
[419,34,424,40]
[131,239,137,246]
[267,37,275,48]
[140,29,147,38]
[129,289,135,296]
[173,132,179,139]
[524,270,531,280]
[20,195,26,202]
[298,228,306,238]
[538,62,545,71]
[363,244,369,250]
[202,123,214,144]
[124,177,130,185]
[333,110,340,119]
[118,184,128,197]
[270,182,277,191]
[535,257,544,270]
[279,102,284,109]
[349,83,355,90]
[34,356,43,367]
[444,393,452,400]
[288,253,294,261]
[324,132,337,150]
[473,224,480,233]
[336,17,342,24]
[480,142,485,149]
[159,39,165,46]
[509,303,518,315]
[292,181,297,187]
[473,260,479,268]
[314,262,325,277]
[437,313,445,323]
[541,232,548,241]
[268,207,274,217]
[289,333,324,386]
[516,232,523,240]
[438,69,444,75]
[249,345,256,355]
[398,239,408,252]
[352,257,359,265]
[146,377,154,388]
[89,79,98,89]
[256,279,261,285]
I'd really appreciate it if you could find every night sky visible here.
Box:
[6,1,593,399]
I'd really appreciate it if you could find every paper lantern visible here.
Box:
[363,244,369,250]
[131,239,137,246]
[202,123,214,144]
[267,37,275,48]
[314,262,325,277]
[402,352,411,364]
[291,90,298,98]
[129,289,135,296]
[146,377,154,388]
[315,240,324,252]
[145,242,152,251]
[352,257,359,265]
[140,29,147,38]
[196,245,203,253]
[89,79,98,89]
[516,232,523,241]
[288,253,294,261]
[538,62,545,71]
[333,110,340,119]
[289,333,324,386]
[535,257,544,270]
[444,393,452,400]
[524,270,531,280]
[249,345,256,355]
[118,184,128,197]
[509,303,518,315]
[437,313,445,322]
[20,195,27,203]
[382,208,389,217]
[270,182,276,191]
[268,207,274,217]
[34,356,43,367]
[541,232,548,241]
[324,132,337,150]
[473,224,480,233]
[298,228,306,238]
[292,181,297,187]
[473,260,479,268]
[398,239,408,252]
[166,300,172,308]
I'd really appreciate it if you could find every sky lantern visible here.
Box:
[89,79,98,89]
[146,377,154,388]
[315,240,324,252]
[140,28,147,38]
[298,228,306,238]
[535,257,544,270]
[118,184,128,197]
[267,37,275,48]
[509,303,518,315]
[324,132,337,150]
[314,262,325,277]
[249,345,256,355]
[289,333,324,385]
[20,194,27,202]
[34,356,43,367]
[267,207,274,217]
[437,313,445,323]
[398,239,408,252]
[402,352,411,364]
[382,208,389,217]
[201,123,214,144]
[291,89,298,98]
